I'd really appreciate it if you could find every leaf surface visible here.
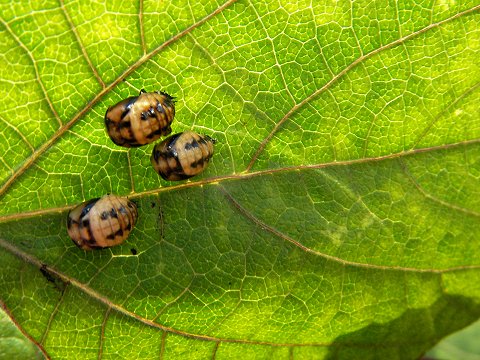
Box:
[0,304,44,359]
[1,0,480,359]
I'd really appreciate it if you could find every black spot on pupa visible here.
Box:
[160,168,172,179]
[100,211,109,220]
[141,112,148,120]
[82,219,90,228]
[121,108,131,120]
[107,233,116,240]
[153,150,161,162]
[172,172,192,181]
[80,198,100,218]
[198,137,208,146]
[160,91,175,103]
[196,157,206,167]
[184,142,194,151]
[167,133,181,148]
[173,159,184,172]
[86,226,95,241]
[111,136,127,147]
[119,121,132,129]
[119,206,128,215]
[153,128,164,136]
[79,237,91,245]
[115,229,124,237]
[203,134,215,143]
[110,209,118,218]
[156,102,164,113]
[87,243,103,250]
[124,96,138,110]
[146,131,156,139]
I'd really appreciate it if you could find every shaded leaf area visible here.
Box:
[2,146,480,358]
[1,0,480,359]
[426,318,480,360]
[0,306,44,360]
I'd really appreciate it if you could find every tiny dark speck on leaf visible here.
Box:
[130,248,137,255]
[40,265,56,284]
[150,202,156,208]
[40,264,68,292]
[20,241,31,248]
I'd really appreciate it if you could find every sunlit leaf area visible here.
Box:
[1,1,479,359]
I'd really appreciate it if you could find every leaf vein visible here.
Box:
[2,138,480,222]
[245,3,480,171]
[59,0,106,88]
[212,341,220,359]
[0,300,51,359]
[0,0,238,198]
[40,284,68,346]
[159,331,167,359]
[411,81,480,149]
[139,0,147,55]
[399,158,480,218]
[97,307,111,360]
[0,17,62,127]
[249,1,296,104]
[218,186,455,273]
[0,114,35,152]
[0,238,479,347]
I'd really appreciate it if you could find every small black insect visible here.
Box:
[40,264,68,292]
[40,264,56,284]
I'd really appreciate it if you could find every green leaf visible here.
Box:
[0,304,45,360]
[426,318,480,360]
[1,0,480,359]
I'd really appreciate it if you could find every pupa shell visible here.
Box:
[67,194,138,250]
[105,90,175,147]
[151,131,215,181]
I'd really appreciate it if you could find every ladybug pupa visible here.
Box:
[105,89,175,147]
[67,194,138,250]
[151,130,215,181]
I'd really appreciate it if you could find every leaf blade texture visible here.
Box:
[1,0,480,359]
